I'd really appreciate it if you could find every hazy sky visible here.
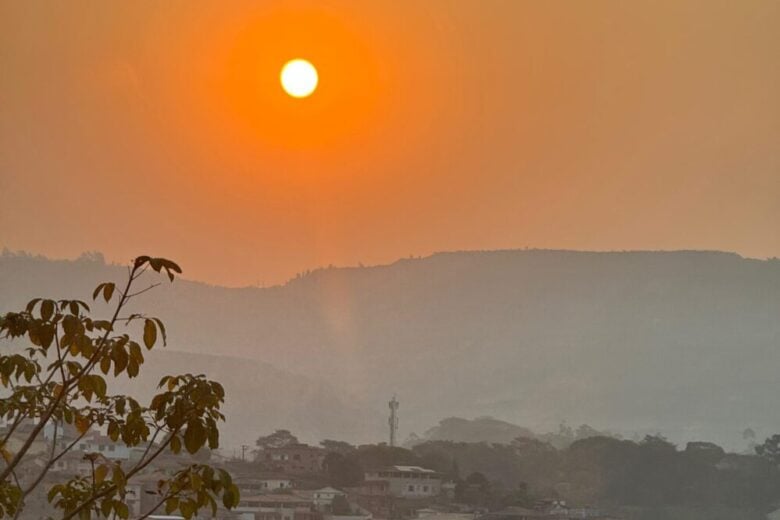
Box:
[1,1,778,286]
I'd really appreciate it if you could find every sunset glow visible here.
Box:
[1,4,779,512]
[1,2,778,286]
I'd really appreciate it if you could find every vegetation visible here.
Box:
[255,429,299,450]
[412,436,780,512]
[0,256,239,519]
[312,431,780,515]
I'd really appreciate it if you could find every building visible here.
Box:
[312,487,346,510]
[1,419,49,457]
[477,504,620,520]
[237,474,297,495]
[50,451,93,475]
[235,493,322,520]
[364,466,441,498]
[345,479,393,519]
[76,431,131,461]
[259,444,326,475]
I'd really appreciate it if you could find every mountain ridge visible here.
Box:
[2,248,779,449]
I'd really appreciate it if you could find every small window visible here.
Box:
[423,486,429,492]
[408,485,414,492]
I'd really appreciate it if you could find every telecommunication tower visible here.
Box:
[388,395,399,447]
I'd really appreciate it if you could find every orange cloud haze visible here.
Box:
[1,1,778,285]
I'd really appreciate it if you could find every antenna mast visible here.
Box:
[388,395,399,447]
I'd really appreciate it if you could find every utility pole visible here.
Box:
[388,395,399,447]
[241,444,250,462]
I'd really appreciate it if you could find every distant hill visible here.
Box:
[405,417,537,446]
[2,248,780,449]
[107,350,381,451]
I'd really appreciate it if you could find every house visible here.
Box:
[312,487,346,510]
[236,474,297,495]
[441,481,457,500]
[363,466,441,498]
[49,451,93,475]
[259,444,326,475]
[476,507,544,520]
[1,419,49,457]
[235,493,322,520]
[345,480,393,519]
[478,504,619,520]
[76,431,130,460]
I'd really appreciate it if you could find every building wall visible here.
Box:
[364,471,440,498]
[78,439,130,460]
[261,445,325,474]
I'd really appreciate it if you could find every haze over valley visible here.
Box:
[2,248,778,451]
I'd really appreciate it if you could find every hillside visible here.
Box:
[406,417,538,446]
[2,249,780,449]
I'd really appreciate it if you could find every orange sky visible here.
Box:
[1,1,778,286]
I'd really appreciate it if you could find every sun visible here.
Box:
[280,59,318,98]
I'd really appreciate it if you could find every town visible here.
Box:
[7,393,780,520]
[1,418,616,520]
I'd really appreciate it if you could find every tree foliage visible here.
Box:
[0,256,239,519]
[255,429,299,450]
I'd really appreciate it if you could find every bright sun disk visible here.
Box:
[280,59,318,98]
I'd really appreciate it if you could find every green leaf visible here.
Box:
[222,488,235,509]
[149,258,163,272]
[165,497,179,515]
[184,421,206,454]
[170,434,182,454]
[26,298,41,313]
[128,342,144,363]
[95,464,108,484]
[103,283,115,303]
[91,375,107,398]
[113,345,128,376]
[113,465,127,490]
[179,500,195,519]
[100,356,111,375]
[100,498,113,517]
[127,359,139,378]
[143,319,157,349]
[75,415,90,434]
[161,259,182,274]
[41,300,54,321]
[152,318,167,346]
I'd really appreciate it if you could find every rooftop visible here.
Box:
[369,466,437,474]
[239,494,313,504]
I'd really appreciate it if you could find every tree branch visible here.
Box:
[60,426,181,520]
[0,263,139,482]
[136,489,180,520]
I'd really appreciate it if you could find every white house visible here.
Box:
[77,432,130,461]
[312,487,346,509]
[363,466,441,498]
[234,494,320,520]
[236,474,296,496]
